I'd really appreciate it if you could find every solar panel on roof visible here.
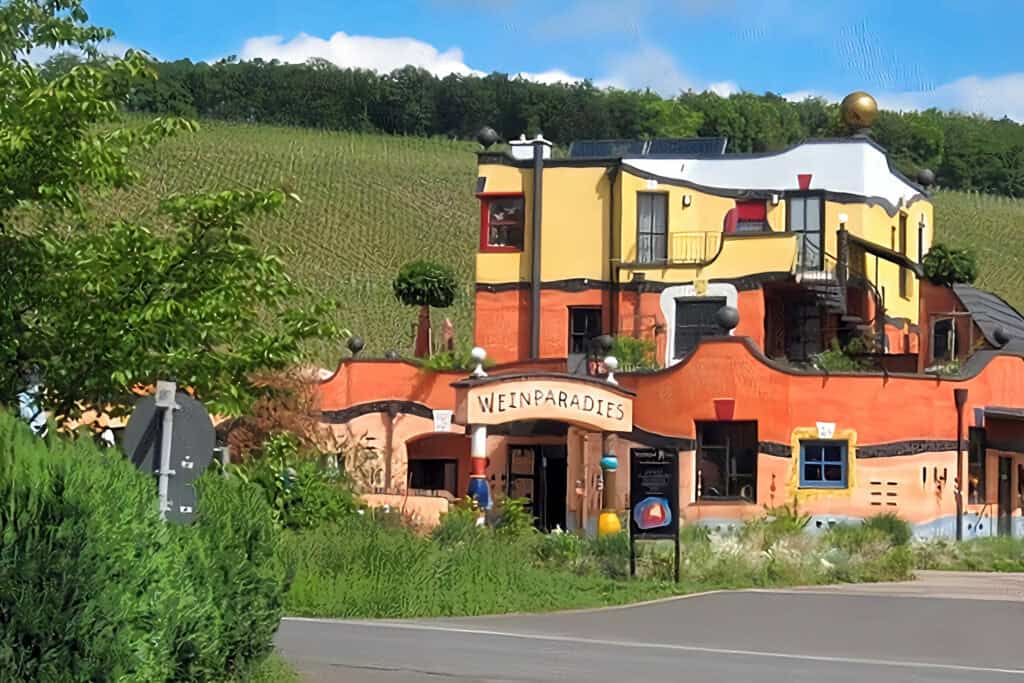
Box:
[567,137,728,158]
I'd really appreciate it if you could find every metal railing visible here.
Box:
[669,231,722,265]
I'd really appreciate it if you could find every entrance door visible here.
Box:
[507,445,567,531]
[998,457,1013,537]
[568,307,602,376]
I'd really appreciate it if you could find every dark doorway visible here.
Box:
[507,444,568,531]
[568,307,602,376]
[998,457,1013,537]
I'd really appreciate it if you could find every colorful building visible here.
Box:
[319,92,1024,539]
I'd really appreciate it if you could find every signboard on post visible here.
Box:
[629,448,680,582]
[123,387,216,524]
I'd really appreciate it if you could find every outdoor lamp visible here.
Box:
[682,194,692,207]
[471,346,488,378]
[603,356,619,385]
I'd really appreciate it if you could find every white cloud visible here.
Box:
[785,73,1024,123]
[516,69,583,85]
[596,45,737,98]
[240,31,484,78]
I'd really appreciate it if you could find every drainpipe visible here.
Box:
[530,136,545,359]
[608,165,620,337]
[954,388,968,541]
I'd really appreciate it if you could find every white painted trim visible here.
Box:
[660,283,738,366]
[625,140,920,209]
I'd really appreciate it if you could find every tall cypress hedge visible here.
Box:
[0,412,284,682]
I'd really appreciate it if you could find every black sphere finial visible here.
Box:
[476,126,499,149]
[383,350,400,360]
[346,335,365,356]
[994,326,1011,347]
[715,305,740,332]
[593,334,615,355]
[917,168,936,188]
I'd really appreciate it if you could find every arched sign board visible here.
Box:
[451,374,634,432]
[122,390,215,524]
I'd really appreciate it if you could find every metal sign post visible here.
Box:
[123,382,216,525]
[629,448,680,582]
[154,380,178,521]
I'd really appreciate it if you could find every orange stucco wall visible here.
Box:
[318,339,1024,531]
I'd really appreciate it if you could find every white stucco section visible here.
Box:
[660,283,738,366]
[624,140,920,208]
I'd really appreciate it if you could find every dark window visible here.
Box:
[481,195,525,251]
[408,459,458,497]
[674,297,726,360]
[899,213,908,255]
[931,318,958,362]
[569,307,603,354]
[786,194,823,269]
[968,427,986,505]
[783,299,822,362]
[800,441,848,488]
[736,200,768,233]
[637,192,668,264]
[697,421,758,501]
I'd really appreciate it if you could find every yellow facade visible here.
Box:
[476,150,933,324]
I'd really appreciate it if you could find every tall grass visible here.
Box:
[914,536,1024,572]
[280,508,915,619]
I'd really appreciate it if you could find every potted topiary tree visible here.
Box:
[922,243,978,287]
[392,260,459,358]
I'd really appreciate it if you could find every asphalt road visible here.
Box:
[277,571,1024,682]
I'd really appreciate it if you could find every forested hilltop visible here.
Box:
[84,57,1024,198]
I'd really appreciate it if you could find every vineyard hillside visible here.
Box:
[105,119,1024,365]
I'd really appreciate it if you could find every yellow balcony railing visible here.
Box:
[669,231,723,265]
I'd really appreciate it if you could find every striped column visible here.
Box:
[467,424,492,515]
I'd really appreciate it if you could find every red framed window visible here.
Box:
[735,200,768,233]
[479,193,525,252]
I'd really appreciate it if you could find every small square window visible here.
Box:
[799,440,848,489]
[480,195,525,251]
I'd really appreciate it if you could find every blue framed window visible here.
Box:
[800,441,848,489]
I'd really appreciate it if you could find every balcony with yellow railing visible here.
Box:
[669,231,723,265]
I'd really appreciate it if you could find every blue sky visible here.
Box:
[82,0,1021,120]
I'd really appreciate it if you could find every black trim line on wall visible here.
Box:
[321,403,984,460]
[475,272,792,295]
[320,401,434,424]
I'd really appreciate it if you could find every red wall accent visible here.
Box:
[798,173,812,190]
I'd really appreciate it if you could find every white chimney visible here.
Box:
[510,133,552,161]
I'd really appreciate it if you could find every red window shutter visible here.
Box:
[736,201,766,221]
[722,207,738,234]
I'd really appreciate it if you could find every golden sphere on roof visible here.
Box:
[840,91,878,131]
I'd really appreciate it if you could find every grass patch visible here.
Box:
[221,654,301,683]
[914,537,1024,572]
[279,507,915,619]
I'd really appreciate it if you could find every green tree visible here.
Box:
[0,0,337,421]
[392,260,459,357]
[922,243,979,287]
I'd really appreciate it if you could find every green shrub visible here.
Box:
[235,433,358,529]
[0,412,187,681]
[392,260,459,308]
[923,242,978,286]
[581,531,630,579]
[495,497,537,538]
[812,338,866,372]
[862,513,913,546]
[609,336,658,371]
[0,411,285,682]
[421,345,495,372]
[431,497,484,546]
[186,475,286,677]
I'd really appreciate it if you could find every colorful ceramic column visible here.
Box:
[465,346,491,518]
[598,436,622,536]
[467,424,491,514]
